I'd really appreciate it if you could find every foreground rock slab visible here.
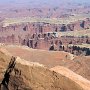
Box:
[0,48,89,90]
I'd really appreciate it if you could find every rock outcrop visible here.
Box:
[0,49,89,90]
[51,66,90,90]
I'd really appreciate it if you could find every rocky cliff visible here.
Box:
[0,48,90,90]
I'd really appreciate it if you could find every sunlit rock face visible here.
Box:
[0,49,90,90]
[0,18,90,46]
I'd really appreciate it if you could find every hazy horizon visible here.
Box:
[0,0,90,5]
[0,0,90,9]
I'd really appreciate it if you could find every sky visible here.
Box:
[0,0,90,7]
[0,0,90,3]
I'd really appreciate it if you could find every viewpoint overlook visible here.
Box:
[0,0,90,90]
